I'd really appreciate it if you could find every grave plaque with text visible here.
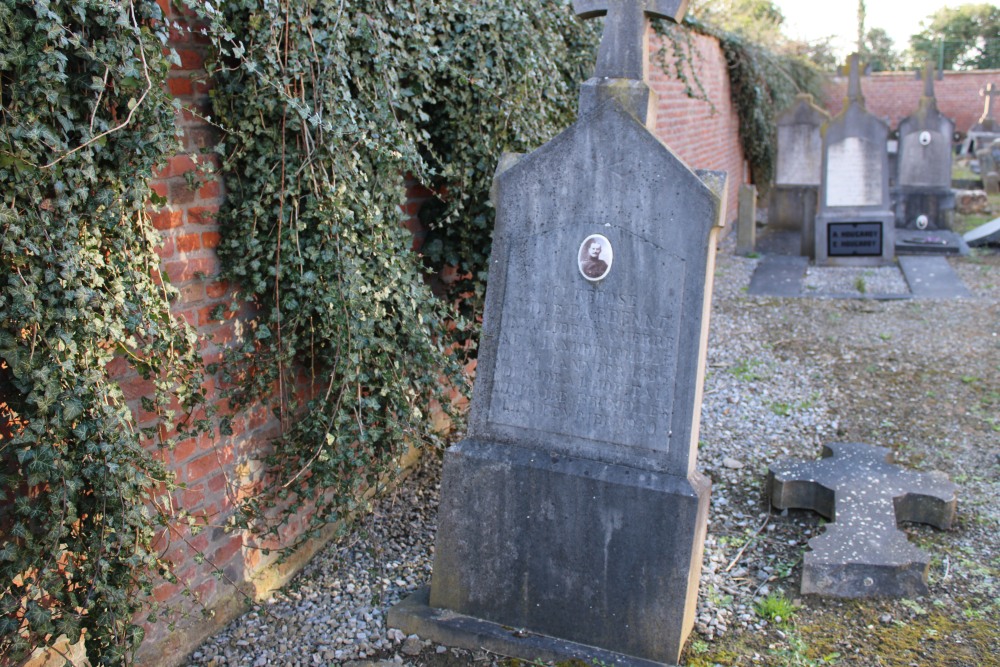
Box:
[828,221,883,256]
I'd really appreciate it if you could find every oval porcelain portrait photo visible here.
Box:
[578,234,613,282]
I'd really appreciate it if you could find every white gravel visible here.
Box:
[184,235,1000,666]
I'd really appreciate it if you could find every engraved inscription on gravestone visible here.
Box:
[488,230,683,454]
[828,222,883,257]
[826,137,882,207]
[776,124,823,186]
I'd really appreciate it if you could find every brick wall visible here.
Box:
[649,30,747,223]
[823,69,1000,133]
[126,2,323,663]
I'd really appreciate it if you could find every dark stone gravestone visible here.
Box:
[390,2,727,665]
[976,137,1000,195]
[771,94,828,254]
[768,442,958,598]
[963,82,1000,156]
[895,63,956,232]
[815,54,895,267]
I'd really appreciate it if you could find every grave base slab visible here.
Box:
[397,438,710,666]
[389,587,672,667]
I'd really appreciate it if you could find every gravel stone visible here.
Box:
[182,235,999,667]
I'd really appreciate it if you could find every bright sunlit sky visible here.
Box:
[772,0,949,58]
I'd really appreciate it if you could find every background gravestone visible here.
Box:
[390,2,727,665]
[815,54,895,267]
[894,63,956,232]
[976,137,1000,195]
[893,63,963,255]
[737,183,757,255]
[964,82,1000,155]
[770,93,829,255]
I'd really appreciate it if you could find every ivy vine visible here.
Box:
[178,0,600,546]
[0,1,207,663]
[654,16,826,191]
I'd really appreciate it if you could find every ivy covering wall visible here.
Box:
[186,0,600,543]
[0,0,208,663]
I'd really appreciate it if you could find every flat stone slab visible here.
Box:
[898,255,972,298]
[748,255,808,296]
[389,587,667,667]
[768,442,958,598]
[895,229,969,256]
[963,216,1000,246]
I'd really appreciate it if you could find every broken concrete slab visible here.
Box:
[768,442,958,598]
[964,217,1000,247]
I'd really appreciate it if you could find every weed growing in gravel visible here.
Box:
[771,401,793,416]
[729,358,767,382]
[755,592,796,623]
[768,631,841,666]
[854,276,867,294]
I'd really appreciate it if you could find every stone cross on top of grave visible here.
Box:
[768,442,957,598]
[979,82,1000,124]
[921,61,936,99]
[575,0,689,124]
[845,52,865,106]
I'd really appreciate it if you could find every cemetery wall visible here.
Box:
[649,30,746,219]
[823,69,1000,133]
[108,3,351,664]
[84,13,748,666]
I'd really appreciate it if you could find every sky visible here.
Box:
[772,0,948,58]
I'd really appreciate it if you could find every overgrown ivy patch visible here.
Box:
[180,0,601,547]
[1,0,209,663]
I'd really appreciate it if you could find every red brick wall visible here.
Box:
[649,30,747,223]
[127,2,302,662]
[823,69,1000,133]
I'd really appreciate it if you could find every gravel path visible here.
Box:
[185,237,1000,667]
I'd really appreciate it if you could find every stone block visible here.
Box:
[427,439,710,664]
[768,442,957,598]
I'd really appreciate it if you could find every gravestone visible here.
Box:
[964,82,1000,155]
[895,63,956,231]
[737,183,757,255]
[771,94,829,255]
[768,442,958,598]
[389,2,727,665]
[976,137,1000,195]
[815,54,895,266]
